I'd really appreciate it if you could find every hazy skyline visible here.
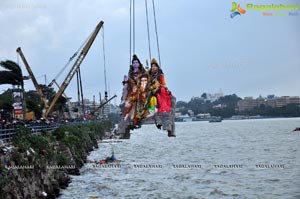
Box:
[1,0,299,102]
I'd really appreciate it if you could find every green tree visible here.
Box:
[52,96,68,117]
[187,97,210,115]
[0,89,13,119]
[201,92,207,99]
[241,104,300,117]
[213,94,241,107]
[0,60,24,87]
[25,90,43,119]
[39,84,55,103]
[39,84,68,117]
[176,101,188,108]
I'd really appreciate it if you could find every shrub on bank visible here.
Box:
[0,120,113,198]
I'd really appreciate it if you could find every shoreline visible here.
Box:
[0,121,112,198]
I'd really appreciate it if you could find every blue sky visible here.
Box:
[0,0,299,102]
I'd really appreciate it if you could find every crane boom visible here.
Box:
[16,47,49,110]
[45,20,104,118]
[52,79,69,99]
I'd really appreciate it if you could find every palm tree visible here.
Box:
[0,60,24,87]
[0,60,25,119]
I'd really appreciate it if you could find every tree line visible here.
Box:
[176,93,300,118]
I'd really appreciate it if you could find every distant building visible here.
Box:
[237,96,300,111]
[196,113,211,119]
[289,96,300,104]
[103,103,121,116]
[206,90,224,102]
[96,100,120,117]
[237,97,262,111]
[70,97,120,118]
[101,100,111,117]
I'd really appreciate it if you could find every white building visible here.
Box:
[206,90,224,102]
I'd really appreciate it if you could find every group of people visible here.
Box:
[120,54,172,130]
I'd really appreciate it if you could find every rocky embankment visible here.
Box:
[0,121,112,199]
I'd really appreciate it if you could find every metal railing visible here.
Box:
[0,119,103,145]
[0,124,60,144]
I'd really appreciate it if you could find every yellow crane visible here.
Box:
[50,79,70,100]
[45,20,104,118]
[17,48,74,119]
[16,47,49,111]
[17,20,104,119]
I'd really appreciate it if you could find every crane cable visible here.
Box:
[144,0,162,67]
[152,0,161,68]
[129,0,132,65]
[49,30,93,87]
[129,0,161,67]
[129,0,136,65]
[145,0,152,62]
[133,0,135,55]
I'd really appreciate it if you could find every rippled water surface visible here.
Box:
[59,118,300,199]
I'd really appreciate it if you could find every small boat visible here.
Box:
[209,116,222,123]
[90,149,121,164]
[88,159,121,164]
[293,127,300,131]
[100,159,122,164]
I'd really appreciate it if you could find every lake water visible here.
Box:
[59,118,300,199]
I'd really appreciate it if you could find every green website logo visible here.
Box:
[231,2,299,18]
[230,2,246,18]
